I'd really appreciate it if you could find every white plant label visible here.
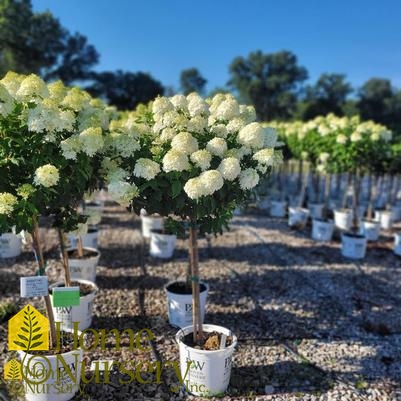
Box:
[20,276,48,298]
[90,360,115,371]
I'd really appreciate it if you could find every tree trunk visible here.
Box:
[352,172,361,231]
[341,173,351,209]
[367,175,377,220]
[58,229,71,287]
[189,222,202,343]
[386,174,394,210]
[298,159,303,193]
[297,170,309,209]
[32,220,56,347]
[77,236,84,258]
[314,173,321,203]
[323,173,331,219]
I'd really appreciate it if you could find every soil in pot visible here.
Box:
[50,281,95,297]
[67,248,98,259]
[166,281,207,295]
[343,232,365,239]
[181,331,234,350]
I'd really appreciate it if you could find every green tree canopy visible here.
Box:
[357,78,401,136]
[87,70,164,110]
[0,0,99,84]
[180,67,207,95]
[228,50,308,121]
[300,73,353,120]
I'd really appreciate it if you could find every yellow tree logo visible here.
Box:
[8,305,49,351]
[4,359,22,381]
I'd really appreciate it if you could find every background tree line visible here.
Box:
[1,0,400,136]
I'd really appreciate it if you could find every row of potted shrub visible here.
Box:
[1,72,281,398]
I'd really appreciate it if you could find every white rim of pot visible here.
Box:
[175,324,237,353]
[165,280,209,294]
[67,247,100,260]
[49,278,98,297]
[341,232,366,240]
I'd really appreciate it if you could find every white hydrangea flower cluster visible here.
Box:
[190,150,212,171]
[270,113,393,176]
[134,158,161,180]
[171,132,198,154]
[239,168,259,190]
[141,93,280,200]
[0,192,18,216]
[218,157,241,181]
[163,149,190,172]
[107,181,139,207]
[78,127,104,156]
[0,72,110,160]
[107,118,141,158]
[0,71,117,233]
[0,83,15,117]
[15,74,49,101]
[33,164,60,188]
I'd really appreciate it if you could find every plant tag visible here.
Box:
[90,360,115,371]
[20,276,48,297]
[52,287,80,307]
[219,334,227,349]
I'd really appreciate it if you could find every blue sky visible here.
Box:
[31,0,401,93]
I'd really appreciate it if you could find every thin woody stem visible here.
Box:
[58,229,71,287]
[31,218,56,347]
[189,221,202,343]
[77,236,84,258]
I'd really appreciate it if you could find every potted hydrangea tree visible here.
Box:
[106,92,281,396]
[0,72,110,400]
[328,117,392,258]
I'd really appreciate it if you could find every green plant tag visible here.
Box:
[52,287,80,307]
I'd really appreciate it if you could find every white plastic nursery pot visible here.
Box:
[391,205,401,222]
[307,203,325,220]
[68,227,99,250]
[361,220,380,242]
[341,232,367,259]
[311,219,334,241]
[141,215,164,238]
[175,324,237,397]
[328,198,340,211]
[18,343,83,401]
[394,233,401,256]
[357,204,368,219]
[0,232,22,258]
[288,207,309,229]
[84,200,103,214]
[334,209,353,231]
[67,247,100,283]
[165,281,208,328]
[150,233,176,259]
[376,210,393,230]
[269,200,287,218]
[50,279,98,331]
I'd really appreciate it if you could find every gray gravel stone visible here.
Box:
[1,204,401,400]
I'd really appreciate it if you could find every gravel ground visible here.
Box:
[1,203,401,401]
